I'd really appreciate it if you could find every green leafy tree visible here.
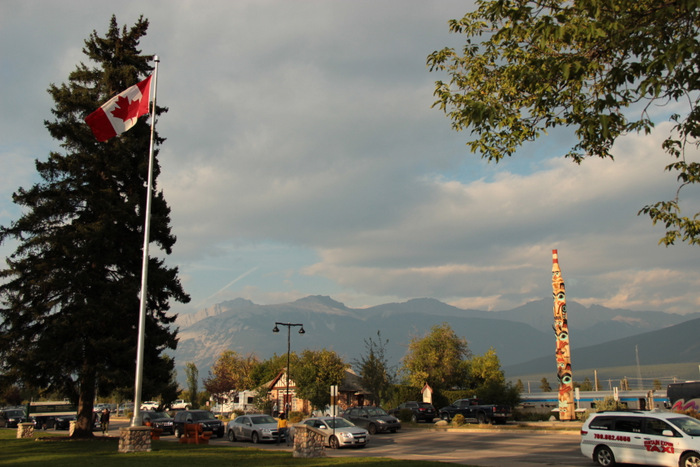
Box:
[250,353,299,388]
[354,331,393,406]
[428,0,700,246]
[468,348,504,389]
[0,16,188,437]
[294,349,348,411]
[468,348,520,406]
[185,362,199,409]
[204,351,259,406]
[401,323,471,391]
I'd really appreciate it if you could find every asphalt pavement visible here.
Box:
[107,418,591,467]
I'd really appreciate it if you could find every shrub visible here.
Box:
[512,410,551,422]
[288,411,305,423]
[594,396,627,412]
[452,413,466,426]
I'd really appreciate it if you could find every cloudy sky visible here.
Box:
[1,0,698,319]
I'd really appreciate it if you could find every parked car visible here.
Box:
[53,413,100,431]
[117,402,134,416]
[290,416,369,449]
[172,410,224,438]
[54,414,76,430]
[388,401,437,423]
[341,406,400,435]
[438,398,511,424]
[140,401,159,411]
[170,399,191,410]
[0,408,29,428]
[142,410,174,435]
[227,414,284,443]
[581,410,700,467]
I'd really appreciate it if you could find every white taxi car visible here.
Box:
[581,410,700,466]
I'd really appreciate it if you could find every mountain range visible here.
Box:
[171,295,700,386]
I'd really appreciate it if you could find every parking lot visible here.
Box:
[15,418,589,467]
[143,421,588,467]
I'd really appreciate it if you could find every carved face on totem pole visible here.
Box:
[552,249,574,420]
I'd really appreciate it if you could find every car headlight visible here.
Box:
[377,419,386,424]
[262,428,272,435]
[340,432,353,438]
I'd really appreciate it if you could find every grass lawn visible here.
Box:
[0,429,453,467]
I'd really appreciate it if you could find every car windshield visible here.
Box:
[367,408,388,416]
[191,411,215,421]
[6,410,24,417]
[668,417,700,436]
[418,403,433,409]
[251,415,276,424]
[325,418,354,428]
[150,411,171,418]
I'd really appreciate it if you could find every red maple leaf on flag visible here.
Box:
[110,95,143,122]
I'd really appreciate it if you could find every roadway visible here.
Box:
[112,418,592,467]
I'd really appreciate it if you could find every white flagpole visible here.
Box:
[132,55,159,427]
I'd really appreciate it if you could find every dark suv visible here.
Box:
[172,410,224,438]
[388,401,436,423]
[142,410,175,435]
[341,406,401,434]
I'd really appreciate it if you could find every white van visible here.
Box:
[581,410,700,466]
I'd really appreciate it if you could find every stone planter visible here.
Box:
[118,426,152,453]
[17,422,34,439]
[292,424,326,458]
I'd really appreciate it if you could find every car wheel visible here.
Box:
[680,452,700,467]
[441,412,450,422]
[594,445,616,466]
[368,423,377,435]
[411,414,417,423]
[251,431,259,444]
[329,435,339,449]
[227,430,236,442]
[477,413,486,424]
[174,427,181,438]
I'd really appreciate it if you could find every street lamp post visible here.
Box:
[272,322,305,414]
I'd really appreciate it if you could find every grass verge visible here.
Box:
[0,429,452,467]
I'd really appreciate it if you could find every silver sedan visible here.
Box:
[227,414,282,443]
[290,416,369,449]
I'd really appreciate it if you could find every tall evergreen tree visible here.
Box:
[0,16,188,437]
[354,331,392,406]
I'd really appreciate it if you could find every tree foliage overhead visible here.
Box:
[428,0,700,246]
[0,16,189,437]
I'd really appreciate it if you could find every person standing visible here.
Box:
[277,412,288,445]
[100,408,110,435]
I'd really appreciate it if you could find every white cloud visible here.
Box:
[1,0,698,318]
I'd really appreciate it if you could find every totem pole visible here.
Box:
[552,249,575,420]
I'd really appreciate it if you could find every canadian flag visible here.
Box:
[85,75,152,142]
